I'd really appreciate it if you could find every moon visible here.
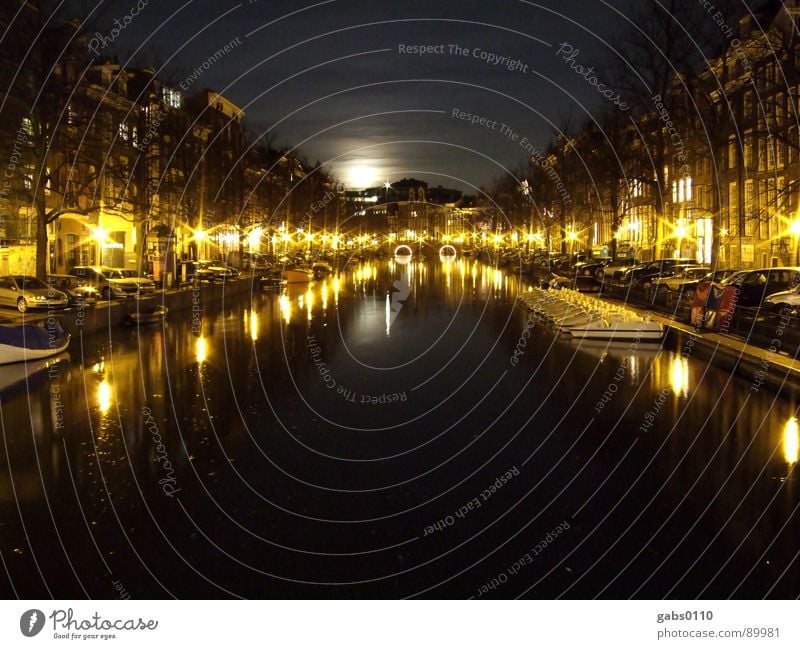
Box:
[348,165,377,189]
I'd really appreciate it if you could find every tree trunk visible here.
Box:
[35,186,48,280]
[136,215,148,275]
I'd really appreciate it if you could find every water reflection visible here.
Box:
[668,355,690,397]
[1,256,799,598]
[195,336,208,364]
[784,417,799,465]
[97,380,112,414]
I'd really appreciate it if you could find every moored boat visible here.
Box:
[312,262,333,280]
[282,267,314,283]
[0,321,71,364]
[568,316,664,341]
[128,305,168,324]
[259,274,285,290]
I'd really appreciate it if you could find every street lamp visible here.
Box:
[567,228,578,254]
[671,218,688,259]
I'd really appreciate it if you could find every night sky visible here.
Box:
[95,0,634,191]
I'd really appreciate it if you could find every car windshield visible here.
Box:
[12,276,48,290]
[50,276,77,288]
[720,272,747,285]
[106,270,127,279]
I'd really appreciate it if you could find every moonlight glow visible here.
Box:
[347,164,378,189]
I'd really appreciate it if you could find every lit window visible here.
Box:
[118,122,130,142]
[162,87,182,109]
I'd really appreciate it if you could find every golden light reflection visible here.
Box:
[195,336,208,363]
[628,355,639,383]
[97,380,112,413]
[385,294,391,336]
[306,287,313,321]
[783,417,799,465]
[250,311,259,341]
[279,294,291,324]
[669,355,690,397]
[333,277,340,306]
[493,269,503,289]
[321,281,328,310]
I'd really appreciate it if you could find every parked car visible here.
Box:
[47,274,99,306]
[652,266,710,297]
[620,258,696,287]
[197,260,240,281]
[0,275,69,313]
[186,261,216,283]
[691,266,800,328]
[597,258,639,283]
[761,276,800,315]
[69,266,156,300]
[109,267,153,280]
[635,262,703,289]
[657,268,737,302]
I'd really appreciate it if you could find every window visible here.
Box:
[765,136,774,171]
[21,117,33,136]
[672,177,693,203]
[728,138,737,169]
[729,181,738,225]
[695,183,706,210]
[776,92,785,122]
[744,179,756,236]
[162,87,182,109]
[744,90,754,119]
[744,130,754,168]
[118,122,130,142]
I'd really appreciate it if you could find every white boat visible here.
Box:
[0,322,71,364]
[568,315,664,341]
[557,310,603,330]
[282,267,314,283]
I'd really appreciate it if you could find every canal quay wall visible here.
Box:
[0,276,260,335]
[518,287,800,399]
[662,315,800,398]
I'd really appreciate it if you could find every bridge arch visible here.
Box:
[439,245,457,258]
[394,245,413,257]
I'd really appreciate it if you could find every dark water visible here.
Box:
[0,257,798,599]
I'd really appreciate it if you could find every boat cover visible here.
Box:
[0,322,68,350]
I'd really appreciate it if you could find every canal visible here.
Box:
[0,257,798,598]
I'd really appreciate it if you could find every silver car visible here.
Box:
[0,275,69,313]
[70,266,156,300]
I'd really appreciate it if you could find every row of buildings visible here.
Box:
[0,3,338,278]
[521,0,800,269]
[343,180,486,245]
